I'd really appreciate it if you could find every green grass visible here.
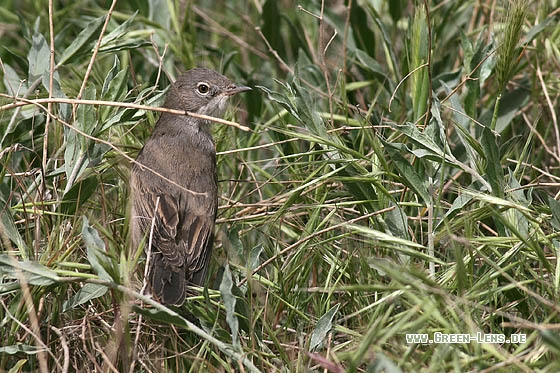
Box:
[1,0,560,371]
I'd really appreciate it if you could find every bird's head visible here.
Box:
[164,68,251,118]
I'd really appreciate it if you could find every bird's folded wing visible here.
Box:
[132,176,216,274]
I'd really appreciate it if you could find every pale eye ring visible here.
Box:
[197,82,210,95]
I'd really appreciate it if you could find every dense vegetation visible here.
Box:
[1,0,559,371]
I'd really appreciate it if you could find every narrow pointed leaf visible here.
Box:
[310,303,340,351]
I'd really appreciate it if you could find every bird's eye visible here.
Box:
[197,82,210,95]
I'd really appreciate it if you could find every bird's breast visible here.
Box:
[135,125,217,191]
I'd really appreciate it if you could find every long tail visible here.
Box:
[148,254,186,306]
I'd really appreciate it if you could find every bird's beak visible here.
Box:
[225,84,252,96]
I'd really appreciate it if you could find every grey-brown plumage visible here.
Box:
[130,68,250,305]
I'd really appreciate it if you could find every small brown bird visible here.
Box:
[130,68,251,305]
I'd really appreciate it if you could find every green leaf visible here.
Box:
[148,0,170,28]
[81,217,113,282]
[441,81,484,169]
[365,3,399,77]
[101,56,121,97]
[384,202,410,240]
[293,56,329,138]
[98,39,150,54]
[436,192,472,230]
[98,12,149,53]
[63,125,82,181]
[540,330,560,355]
[27,32,50,81]
[239,244,265,295]
[549,196,560,231]
[348,224,444,263]
[0,7,18,24]
[261,0,283,54]
[41,70,71,120]
[388,0,404,23]
[454,244,467,295]
[2,63,28,95]
[77,83,97,135]
[219,264,239,348]
[523,15,556,46]
[309,303,340,351]
[64,83,96,184]
[101,57,128,102]
[351,49,392,92]
[0,344,45,355]
[8,358,28,373]
[432,68,462,92]
[0,207,29,254]
[257,85,302,123]
[59,176,99,216]
[100,12,138,46]
[63,283,108,312]
[0,254,60,286]
[58,15,105,65]
[493,86,530,133]
[367,352,402,373]
[384,142,430,205]
[87,142,111,169]
[390,123,450,161]
[481,126,502,196]
[461,29,494,118]
[99,111,128,134]
[133,305,189,328]
[227,226,244,262]
[350,2,376,57]
[248,244,264,272]
[345,80,375,91]
[429,99,454,156]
